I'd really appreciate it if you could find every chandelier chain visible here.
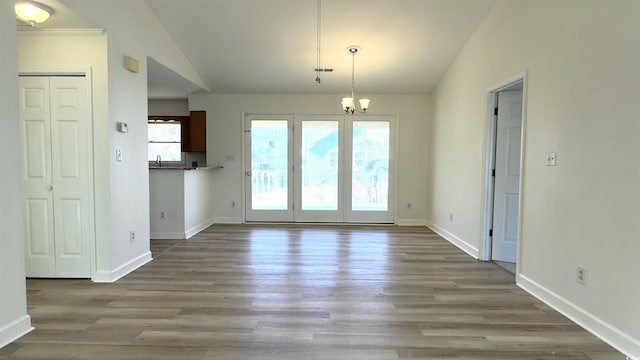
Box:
[351,49,356,100]
[316,0,322,83]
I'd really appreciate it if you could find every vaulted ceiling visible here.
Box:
[16,0,496,98]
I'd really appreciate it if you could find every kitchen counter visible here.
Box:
[149,167,215,240]
[149,166,220,170]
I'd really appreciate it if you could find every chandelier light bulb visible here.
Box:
[359,98,370,112]
[341,97,354,112]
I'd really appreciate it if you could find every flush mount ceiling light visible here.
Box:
[15,0,53,27]
[341,46,370,114]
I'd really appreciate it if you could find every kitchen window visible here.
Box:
[148,116,187,163]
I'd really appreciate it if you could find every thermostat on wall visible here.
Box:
[117,122,129,133]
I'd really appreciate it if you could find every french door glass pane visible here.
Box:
[251,120,288,210]
[351,121,390,211]
[301,121,339,210]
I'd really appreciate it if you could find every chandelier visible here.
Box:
[341,46,370,114]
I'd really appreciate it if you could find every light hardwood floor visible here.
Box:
[0,224,625,359]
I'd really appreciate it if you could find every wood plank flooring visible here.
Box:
[0,224,625,359]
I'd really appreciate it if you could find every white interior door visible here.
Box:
[20,76,92,277]
[491,90,523,263]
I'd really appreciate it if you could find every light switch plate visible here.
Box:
[545,152,557,166]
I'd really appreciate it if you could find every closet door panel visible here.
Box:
[19,77,56,276]
[50,76,91,277]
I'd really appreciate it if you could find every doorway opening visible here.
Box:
[481,75,526,276]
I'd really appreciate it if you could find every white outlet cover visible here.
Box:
[115,148,123,162]
[545,152,557,166]
[577,266,587,285]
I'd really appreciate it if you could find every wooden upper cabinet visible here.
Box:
[182,111,206,152]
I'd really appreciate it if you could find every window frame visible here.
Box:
[148,116,188,166]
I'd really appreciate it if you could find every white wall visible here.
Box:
[105,32,153,276]
[60,0,208,92]
[149,170,213,239]
[0,0,32,348]
[17,31,152,281]
[50,0,209,280]
[428,0,640,357]
[148,99,189,116]
[188,93,430,224]
[184,170,214,238]
[149,170,185,239]
[17,31,114,279]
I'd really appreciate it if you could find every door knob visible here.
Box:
[246,171,251,176]
[47,185,53,191]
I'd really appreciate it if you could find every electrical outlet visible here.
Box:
[576,266,587,285]
[160,211,166,220]
[545,152,557,166]
[231,201,236,208]
[407,203,412,209]
[129,230,136,243]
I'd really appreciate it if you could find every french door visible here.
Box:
[244,113,395,223]
[244,114,294,222]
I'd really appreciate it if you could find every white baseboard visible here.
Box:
[92,251,152,283]
[0,315,32,349]
[150,231,184,240]
[185,217,215,239]
[518,274,639,359]
[213,216,243,224]
[397,218,427,226]
[425,220,480,259]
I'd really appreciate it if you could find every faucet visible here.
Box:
[155,155,162,167]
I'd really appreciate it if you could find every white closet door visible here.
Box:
[49,76,92,277]
[20,77,56,276]
[20,76,92,278]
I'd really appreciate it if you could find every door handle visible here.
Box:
[47,185,53,191]
[246,171,251,176]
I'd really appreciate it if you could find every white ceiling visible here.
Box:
[16,0,496,98]
[147,57,206,100]
[15,0,96,29]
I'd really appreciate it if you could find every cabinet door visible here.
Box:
[181,117,192,152]
[189,111,206,152]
